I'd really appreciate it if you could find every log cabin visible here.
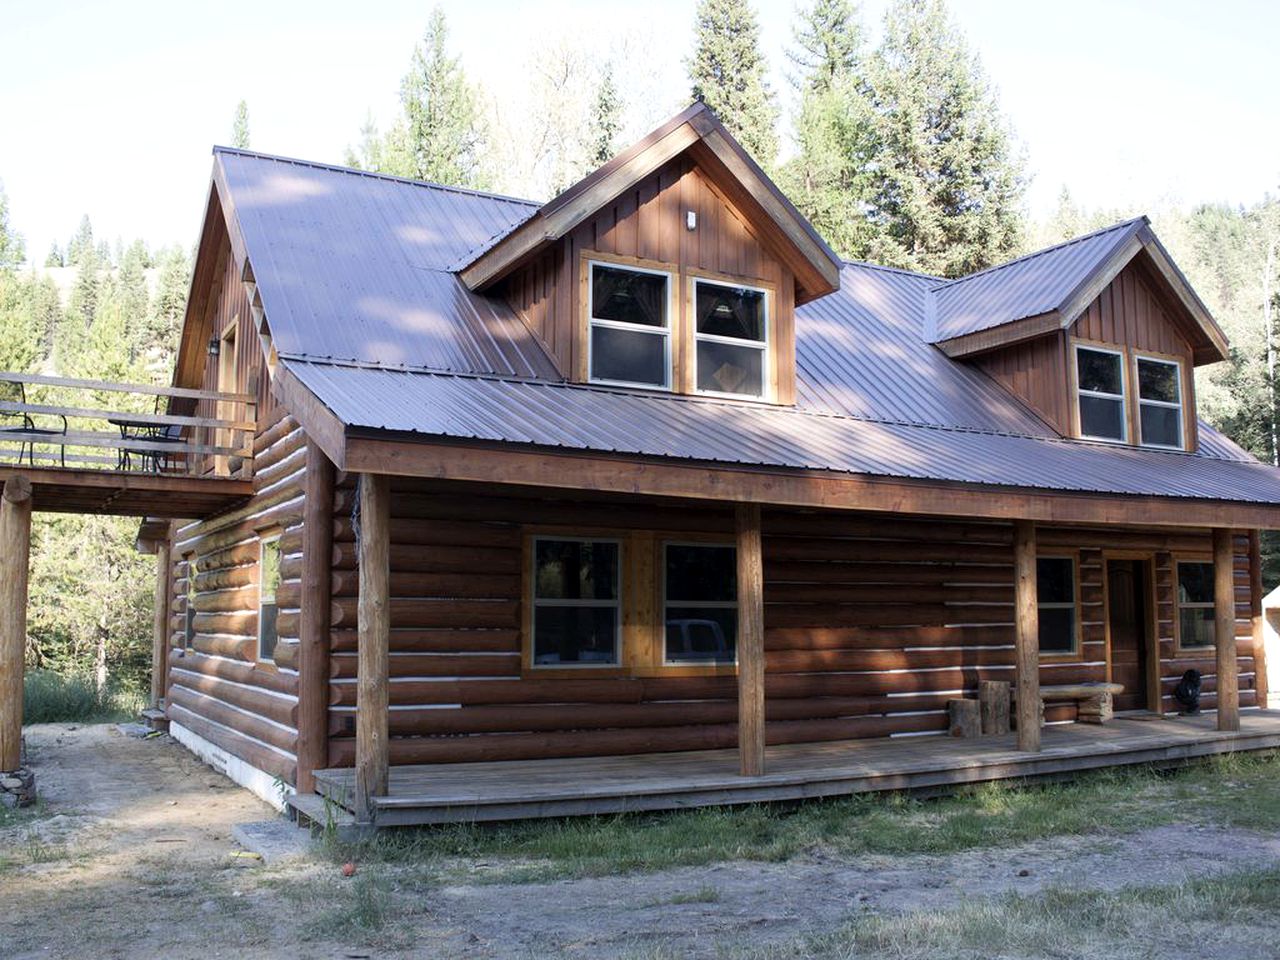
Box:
[8,103,1280,826]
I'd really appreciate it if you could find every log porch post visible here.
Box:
[149,538,172,709]
[1013,519,1041,752]
[0,476,33,773]
[1213,528,1239,731]
[354,473,390,822]
[736,502,765,777]
[296,441,335,794]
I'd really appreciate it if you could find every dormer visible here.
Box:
[926,218,1229,453]
[459,103,843,405]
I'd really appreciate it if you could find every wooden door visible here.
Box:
[1106,559,1150,712]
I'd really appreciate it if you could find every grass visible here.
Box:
[322,750,1280,884]
[23,669,145,723]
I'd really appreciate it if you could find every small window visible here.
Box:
[531,538,621,666]
[588,263,671,388]
[257,535,281,662]
[664,543,737,664]
[1037,557,1077,655]
[1136,356,1184,449]
[694,279,768,398]
[1075,346,1126,441]
[184,555,197,649]
[1176,561,1215,649]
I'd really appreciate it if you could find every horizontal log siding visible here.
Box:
[164,410,306,783]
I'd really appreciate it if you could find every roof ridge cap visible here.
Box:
[843,260,945,281]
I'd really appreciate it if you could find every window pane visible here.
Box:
[1178,562,1214,604]
[1079,395,1125,440]
[533,606,618,664]
[666,544,736,602]
[1077,349,1123,395]
[591,325,666,386]
[1037,558,1074,604]
[695,283,765,341]
[535,540,618,600]
[697,340,764,397]
[1039,606,1076,654]
[665,607,737,663]
[592,265,667,328]
[259,603,279,660]
[1137,358,1179,403]
[1179,607,1215,648]
[1140,404,1181,447]
[261,539,281,602]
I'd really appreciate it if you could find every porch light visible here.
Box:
[207,336,220,357]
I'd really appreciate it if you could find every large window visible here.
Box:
[588,263,671,389]
[663,543,737,664]
[1037,556,1078,655]
[531,538,621,666]
[694,279,768,398]
[258,534,281,662]
[184,554,197,649]
[1136,356,1184,449]
[1176,561,1216,650]
[1075,346,1127,441]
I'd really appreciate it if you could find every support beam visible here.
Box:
[297,441,335,794]
[354,473,390,822]
[1214,528,1239,731]
[150,538,172,709]
[736,502,765,776]
[0,476,33,772]
[1013,519,1041,752]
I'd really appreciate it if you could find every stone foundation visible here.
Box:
[1,766,35,808]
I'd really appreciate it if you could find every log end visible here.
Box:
[2,475,32,505]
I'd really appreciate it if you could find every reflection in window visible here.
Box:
[1076,347,1126,441]
[664,543,737,664]
[258,536,281,662]
[589,264,670,388]
[532,538,621,665]
[1176,561,1215,649]
[1137,356,1183,448]
[694,280,768,398]
[1037,557,1078,654]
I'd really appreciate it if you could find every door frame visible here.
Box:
[1101,550,1162,714]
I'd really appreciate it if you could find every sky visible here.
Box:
[2,0,1278,261]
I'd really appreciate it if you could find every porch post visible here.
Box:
[1213,528,1239,731]
[0,476,33,773]
[296,441,335,794]
[149,538,172,709]
[736,502,765,776]
[1013,519,1041,752]
[354,473,390,822]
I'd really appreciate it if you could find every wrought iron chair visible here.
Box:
[0,379,67,467]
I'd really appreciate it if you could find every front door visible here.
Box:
[1106,559,1151,712]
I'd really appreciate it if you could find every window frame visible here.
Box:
[1133,352,1186,451]
[183,553,197,650]
[586,259,674,392]
[1173,557,1217,654]
[1072,342,1129,444]
[661,540,738,667]
[525,534,625,672]
[691,276,771,401]
[1036,553,1082,660]
[256,531,283,665]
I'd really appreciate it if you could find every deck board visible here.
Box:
[313,711,1280,826]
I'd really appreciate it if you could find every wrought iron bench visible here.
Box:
[0,379,68,467]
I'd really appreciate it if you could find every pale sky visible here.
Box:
[2,0,1277,261]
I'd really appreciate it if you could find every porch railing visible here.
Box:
[0,371,257,479]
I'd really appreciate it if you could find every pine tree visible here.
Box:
[688,0,779,167]
[0,181,25,267]
[859,0,1025,276]
[44,243,63,268]
[231,100,251,149]
[789,0,862,92]
[116,239,151,362]
[66,215,95,267]
[145,245,191,376]
[590,62,623,166]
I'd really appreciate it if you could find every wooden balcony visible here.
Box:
[0,371,255,518]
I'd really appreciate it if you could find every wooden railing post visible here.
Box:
[297,442,335,794]
[0,476,33,772]
[1214,528,1239,731]
[1014,519,1041,752]
[150,539,171,709]
[736,502,765,777]
[355,473,390,822]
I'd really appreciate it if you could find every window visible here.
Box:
[694,279,768,398]
[1136,356,1184,449]
[588,263,670,388]
[184,555,197,649]
[1075,346,1126,441]
[1037,557,1078,655]
[531,538,621,666]
[257,535,281,662]
[1176,561,1216,649]
[663,543,737,664]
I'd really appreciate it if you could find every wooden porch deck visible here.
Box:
[309,710,1280,826]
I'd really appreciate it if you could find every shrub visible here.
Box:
[23,669,145,723]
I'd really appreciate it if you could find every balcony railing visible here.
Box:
[0,371,257,479]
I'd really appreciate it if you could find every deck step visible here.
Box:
[140,707,169,732]
[287,792,357,834]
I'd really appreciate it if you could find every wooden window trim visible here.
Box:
[1132,350,1187,451]
[585,258,674,392]
[1172,555,1217,656]
[689,275,772,402]
[1037,552,1083,661]
[1071,341,1129,444]
[183,552,197,651]
[256,529,283,669]
[1070,337,1195,452]
[215,316,240,476]
[522,533,626,677]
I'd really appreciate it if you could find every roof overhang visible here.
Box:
[457,103,843,305]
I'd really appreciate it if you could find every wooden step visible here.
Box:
[287,792,357,836]
[140,707,169,732]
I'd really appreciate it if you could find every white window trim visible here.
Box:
[1175,560,1216,650]
[587,260,673,391]
[1036,555,1078,656]
[1134,354,1185,450]
[530,535,623,669]
[1074,344,1128,443]
[257,533,282,663]
[661,541,738,666]
[692,277,771,401]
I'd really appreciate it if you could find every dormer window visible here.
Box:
[1074,345,1127,442]
[1136,355,1184,449]
[694,280,769,399]
[588,262,671,389]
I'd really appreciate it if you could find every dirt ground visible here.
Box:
[3,724,1279,959]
